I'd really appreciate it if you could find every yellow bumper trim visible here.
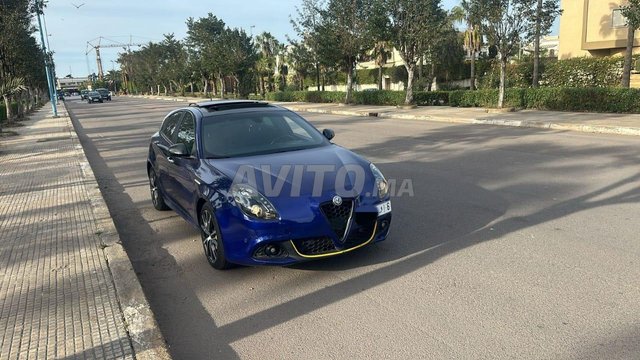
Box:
[290,222,378,259]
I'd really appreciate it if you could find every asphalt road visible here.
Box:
[66,96,640,360]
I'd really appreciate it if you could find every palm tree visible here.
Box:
[0,77,27,132]
[255,32,280,93]
[371,41,392,90]
[452,2,482,90]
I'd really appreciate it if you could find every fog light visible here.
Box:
[380,220,389,229]
[265,244,280,256]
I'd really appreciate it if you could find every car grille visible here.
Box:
[293,237,336,256]
[343,213,377,248]
[320,200,353,240]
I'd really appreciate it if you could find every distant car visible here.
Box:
[147,100,392,270]
[57,92,64,100]
[87,91,103,103]
[96,88,111,101]
[80,90,89,100]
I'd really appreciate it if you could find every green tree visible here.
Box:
[368,0,393,90]
[290,0,326,91]
[453,1,483,90]
[388,0,447,104]
[185,14,227,95]
[531,0,561,87]
[1,0,50,124]
[475,0,535,108]
[318,0,373,103]
[256,32,280,94]
[620,0,640,88]
[288,41,314,90]
[0,77,26,130]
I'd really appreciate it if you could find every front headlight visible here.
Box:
[231,184,279,220]
[370,163,389,199]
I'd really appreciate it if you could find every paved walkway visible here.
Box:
[134,95,640,136]
[0,105,168,359]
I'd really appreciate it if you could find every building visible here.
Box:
[523,35,559,58]
[559,0,640,59]
[56,77,88,90]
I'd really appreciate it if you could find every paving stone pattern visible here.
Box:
[0,107,134,359]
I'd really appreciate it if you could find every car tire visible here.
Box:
[199,203,231,270]
[148,168,170,211]
[99,100,103,103]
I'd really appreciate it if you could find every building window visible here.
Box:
[612,9,627,28]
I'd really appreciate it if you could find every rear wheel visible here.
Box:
[199,204,230,270]
[148,168,169,211]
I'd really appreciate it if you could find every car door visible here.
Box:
[155,111,184,202]
[165,111,199,215]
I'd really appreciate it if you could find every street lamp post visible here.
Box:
[35,0,58,117]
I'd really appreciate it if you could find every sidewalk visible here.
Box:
[134,94,640,136]
[0,104,169,359]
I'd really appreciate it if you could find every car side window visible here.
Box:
[176,112,196,156]
[161,112,183,143]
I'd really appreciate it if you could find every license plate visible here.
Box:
[376,201,392,215]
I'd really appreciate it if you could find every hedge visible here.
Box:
[449,89,524,108]
[522,87,640,113]
[450,87,640,113]
[263,87,640,113]
[263,90,450,106]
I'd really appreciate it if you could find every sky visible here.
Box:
[41,0,553,78]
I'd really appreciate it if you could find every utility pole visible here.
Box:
[35,0,58,117]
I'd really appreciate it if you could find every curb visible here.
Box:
[61,102,172,360]
[125,95,640,137]
[282,105,640,136]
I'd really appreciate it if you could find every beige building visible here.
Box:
[559,0,639,59]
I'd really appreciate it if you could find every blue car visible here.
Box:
[147,100,392,269]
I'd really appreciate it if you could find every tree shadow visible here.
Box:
[66,99,640,357]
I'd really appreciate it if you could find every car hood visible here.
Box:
[204,144,373,201]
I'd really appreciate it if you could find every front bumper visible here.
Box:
[217,200,392,266]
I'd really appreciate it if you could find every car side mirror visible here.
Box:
[322,128,335,140]
[168,143,189,157]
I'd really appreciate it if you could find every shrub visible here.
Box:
[352,90,406,106]
[540,56,636,87]
[265,90,450,106]
[448,89,524,108]
[0,103,19,122]
[413,91,449,106]
[523,87,640,113]
[267,87,640,113]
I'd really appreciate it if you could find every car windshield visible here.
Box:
[201,110,328,158]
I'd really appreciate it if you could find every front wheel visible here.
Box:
[149,168,169,211]
[199,204,231,270]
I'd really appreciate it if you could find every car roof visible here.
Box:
[188,100,276,113]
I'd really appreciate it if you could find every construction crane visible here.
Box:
[86,36,145,80]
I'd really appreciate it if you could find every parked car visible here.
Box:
[95,88,111,101]
[147,100,392,269]
[80,90,89,99]
[87,91,103,103]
